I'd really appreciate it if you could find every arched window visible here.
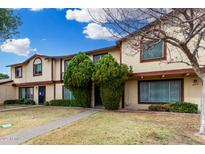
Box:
[33,57,42,76]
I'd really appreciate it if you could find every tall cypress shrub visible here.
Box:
[64,52,94,107]
[92,54,132,110]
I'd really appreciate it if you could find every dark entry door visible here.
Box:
[94,85,103,107]
[38,86,46,105]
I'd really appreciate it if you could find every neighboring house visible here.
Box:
[0,22,204,110]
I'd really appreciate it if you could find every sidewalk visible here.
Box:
[0,110,98,145]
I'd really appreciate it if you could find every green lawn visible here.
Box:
[0,106,84,137]
[25,111,204,145]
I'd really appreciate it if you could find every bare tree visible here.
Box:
[89,8,205,135]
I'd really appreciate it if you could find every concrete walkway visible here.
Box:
[0,110,98,145]
[0,105,39,112]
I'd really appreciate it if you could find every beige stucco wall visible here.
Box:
[184,77,202,110]
[121,27,205,74]
[46,84,54,101]
[12,56,52,83]
[108,48,121,63]
[55,83,63,99]
[0,82,16,105]
[121,41,189,73]
[124,76,203,111]
[53,60,61,81]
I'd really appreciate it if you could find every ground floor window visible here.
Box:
[19,87,34,99]
[63,86,74,100]
[139,79,183,103]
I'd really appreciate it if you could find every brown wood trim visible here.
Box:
[138,78,184,104]
[33,57,43,76]
[0,80,13,85]
[54,80,63,84]
[15,66,23,78]
[140,40,167,63]
[13,81,54,87]
[7,54,52,67]
[92,51,108,56]
[60,58,62,81]
[129,68,205,80]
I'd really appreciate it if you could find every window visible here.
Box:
[64,60,70,72]
[93,53,107,64]
[15,66,22,78]
[139,79,182,103]
[19,87,34,100]
[63,86,74,100]
[33,58,42,76]
[141,41,165,62]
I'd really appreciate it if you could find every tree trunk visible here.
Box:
[200,78,205,134]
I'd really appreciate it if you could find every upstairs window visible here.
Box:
[141,40,166,62]
[15,66,22,78]
[93,53,107,64]
[64,60,70,72]
[33,58,42,76]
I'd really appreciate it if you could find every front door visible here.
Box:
[38,86,46,105]
[94,85,103,107]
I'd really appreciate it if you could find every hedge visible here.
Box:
[4,99,36,105]
[148,102,198,113]
[45,99,80,107]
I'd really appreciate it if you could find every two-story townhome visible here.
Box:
[0,20,204,110]
[0,46,120,107]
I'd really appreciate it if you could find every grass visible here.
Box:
[25,111,204,145]
[0,106,84,137]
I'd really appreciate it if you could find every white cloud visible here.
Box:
[30,8,44,12]
[83,23,117,40]
[65,8,110,23]
[66,9,92,22]
[0,38,35,56]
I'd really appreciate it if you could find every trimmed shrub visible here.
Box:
[100,86,122,110]
[4,99,36,105]
[47,99,79,107]
[4,99,20,104]
[148,104,171,112]
[44,101,49,106]
[170,101,198,113]
[148,102,198,113]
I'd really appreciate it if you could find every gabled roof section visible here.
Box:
[6,54,53,67]
[7,45,119,67]
[0,79,13,85]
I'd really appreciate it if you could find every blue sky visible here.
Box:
[0,8,115,75]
